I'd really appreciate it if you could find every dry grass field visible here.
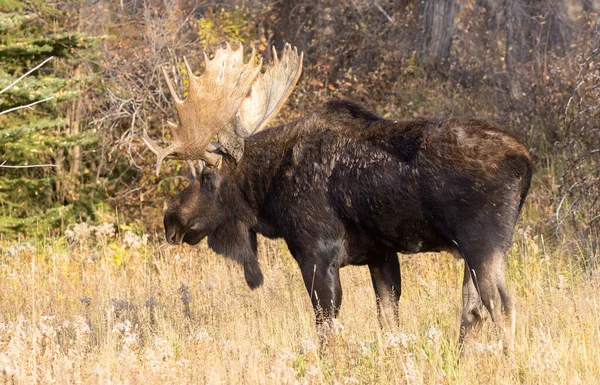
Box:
[1,178,599,385]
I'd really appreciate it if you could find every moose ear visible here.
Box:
[201,169,220,191]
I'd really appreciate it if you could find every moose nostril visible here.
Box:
[166,231,178,245]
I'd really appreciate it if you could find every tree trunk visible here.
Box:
[419,0,457,70]
[69,1,84,176]
[504,0,523,101]
[69,86,83,175]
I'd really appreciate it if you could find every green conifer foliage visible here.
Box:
[0,1,99,235]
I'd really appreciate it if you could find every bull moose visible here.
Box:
[143,43,532,350]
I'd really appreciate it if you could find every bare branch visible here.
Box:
[0,160,58,169]
[0,56,54,95]
[373,1,395,24]
[0,96,54,116]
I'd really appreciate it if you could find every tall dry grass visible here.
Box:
[1,174,599,384]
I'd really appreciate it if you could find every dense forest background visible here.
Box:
[1,0,598,266]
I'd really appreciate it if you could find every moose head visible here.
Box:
[143,43,303,247]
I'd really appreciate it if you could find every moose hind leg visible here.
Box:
[368,250,401,330]
[458,260,484,347]
[465,249,515,352]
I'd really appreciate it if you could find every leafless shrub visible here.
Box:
[557,32,600,268]
[93,1,200,221]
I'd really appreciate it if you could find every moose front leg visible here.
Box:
[300,258,343,325]
[368,250,401,330]
[291,236,345,326]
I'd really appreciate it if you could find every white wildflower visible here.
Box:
[425,325,443,345]
[556,274,569,290]
[0,353,15,378]
[306,365,320,377]
[527,330,559,371]
[299,337,317,355]
[403,353,422,385]
[192,328,212,343]
[6,242,35,257]
[473,340,503,355]
[123,230,148,250]
[113,320,137,348]
[64,229,75,240]
[38,315,57,338]
[268,349,299,385]
[68,222,92,241]
[384,331,416,350]
[360,339,374,357]
[94,222,115,241]
[112,320,132,334]
[222,339,236,353]
[318,318,345,339]
[72,316,90,336]
[144,336,174,373]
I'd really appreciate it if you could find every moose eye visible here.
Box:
[201,172,219,192]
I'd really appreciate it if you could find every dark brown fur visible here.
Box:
[163,100,533,347]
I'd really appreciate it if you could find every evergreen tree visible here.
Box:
[0,0,99,235]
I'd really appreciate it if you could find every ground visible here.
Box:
[0,193,599,384]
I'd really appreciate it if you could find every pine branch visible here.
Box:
[0,56,53,95]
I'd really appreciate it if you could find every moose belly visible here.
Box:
[374,217,447,253]
[390,219,448,253]
[343,217,448,266]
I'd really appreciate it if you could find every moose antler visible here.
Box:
[143,42,302,175]
[143,43,261,174]
[235,44,303,137]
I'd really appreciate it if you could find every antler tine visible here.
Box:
[161,67,183,105]
[142,129,179,176]
[234,43,303,138]
[214,42,235,63]
[289,44,298,62]
[167,120,178,132]
[231,42,244,63]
